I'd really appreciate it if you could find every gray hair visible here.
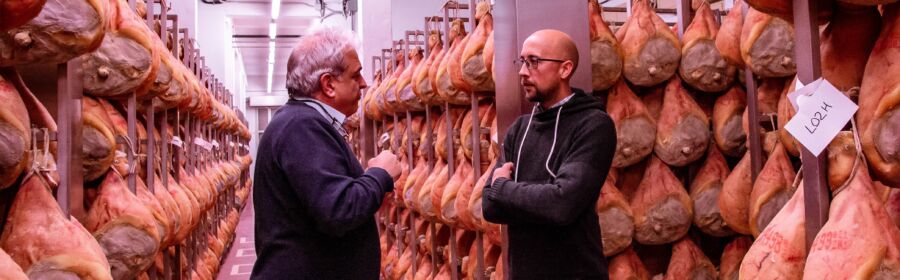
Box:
[286,26,360,98]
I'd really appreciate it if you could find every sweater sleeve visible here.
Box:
[483,117,523,224]
[277,118,394,237]
[483,114,616,226]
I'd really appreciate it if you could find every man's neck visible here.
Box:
[539,85,574,110]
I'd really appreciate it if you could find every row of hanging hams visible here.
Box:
[363,0,496,121]
[0,0,251,140]
[348,0,900,279]
[0,0,256,278]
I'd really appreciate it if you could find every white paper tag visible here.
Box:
[171,137,184,148]
[788,77,812,111]
[785,78,858,156]
[212,140,220,148]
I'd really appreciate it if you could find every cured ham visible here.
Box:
[608,247,650,280]
[0,73,30,190]
[608,79,656,168]
[457,0,495,93]
[0,0,107,66]
[663,238,716,280]
[596,171,634,256]
[712,85,747,157]
[748,143,797,237]
[858,2,900,186]
[740,7,796,78]
[740,179,807,279]
[630,156,693,245]
[0,173,112,279]
[617,0,681,87]
[680,1,735,93]
[85,169,161,279]
[720,236,751,280]
[82,0,159,99]
[719,152,755,235]
[412,31,444,106]
[589,0,623,92]
[803,163,900,279]
[616,0,681,87]
[654,77,709,167]
[0,0,45,31]
[690,147,734,237]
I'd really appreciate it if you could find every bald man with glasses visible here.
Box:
[483,29,616,279]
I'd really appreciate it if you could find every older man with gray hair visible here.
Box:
[251,26,401,280]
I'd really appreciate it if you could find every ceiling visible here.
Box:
[226,0,351,96]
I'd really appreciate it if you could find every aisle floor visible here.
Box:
[217,198,257,280]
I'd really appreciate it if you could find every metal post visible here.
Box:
[57,58,85,221]
[792,0,829,252]
[733,3,764,183]
[676,0,693,38]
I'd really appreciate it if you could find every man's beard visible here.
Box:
[525,83,557,103]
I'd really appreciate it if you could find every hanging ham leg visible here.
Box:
[680,1,735,93]
[82,0,159,99]
[858,2,900,187]
[0,0,45,31]
[821,3,882,101]
[664,238,717,280]
[596,171,634,256]
[740,182,807,279]
[458,0,495,93]
[654,77,709,167]
[85,169,162,279]
[778,78,803,157]
[749,143,797,237]
[0,73,30,190]
[0,248,26,279]
[412,31,444,105]
[618,0,681,87]
[713,85,747,157]
[608,79,656,168]
[609,247,650,280]
[0,0,107,66]
[887,188,900,230]
[716,0,746,71]
[589,0,623,91]
[82,96,117,182]
[690,147,734,237]
[0,173,112,279]
[803,163,900,279]
[630,156,693,245]
[435,19,470,105]
[720,236,751,280]
[719,152,755,235]
[741,7,796,78]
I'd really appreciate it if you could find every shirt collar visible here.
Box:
[292,97,347,125]
[540,93,575,112]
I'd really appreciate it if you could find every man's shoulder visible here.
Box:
[270,104,329,129]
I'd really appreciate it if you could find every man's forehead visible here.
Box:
[520,37,551,57]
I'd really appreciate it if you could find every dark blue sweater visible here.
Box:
[251,99,394,280]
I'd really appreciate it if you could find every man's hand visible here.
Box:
[492,162,514,185]
[368,150,402,180]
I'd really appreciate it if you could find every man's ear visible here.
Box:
[320,73,337,98]
[559,61,575,80]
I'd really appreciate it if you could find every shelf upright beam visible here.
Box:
[57,58,86,221]
[791,0,829,252]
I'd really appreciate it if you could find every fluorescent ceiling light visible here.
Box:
[266,62,275,93]
[268,40,276,63]
[269,21,277,39]
[271,0,281,20]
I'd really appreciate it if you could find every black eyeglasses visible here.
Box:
[515,56,567,70]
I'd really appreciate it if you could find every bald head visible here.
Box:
[523,29,579,73]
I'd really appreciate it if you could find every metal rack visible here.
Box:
[356,0,837,279]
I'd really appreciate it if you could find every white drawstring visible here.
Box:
[545,103,563,179]
[514,106,537,182]
[513,103,564,181]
